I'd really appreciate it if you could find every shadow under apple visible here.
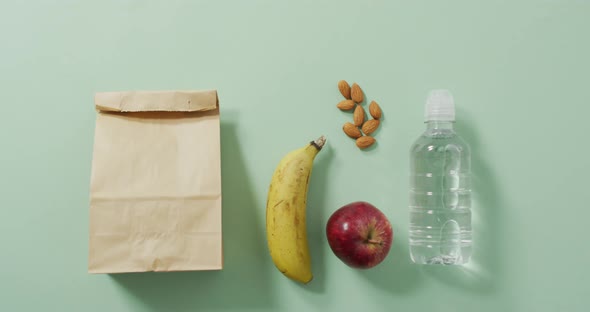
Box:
[356,226,424,294]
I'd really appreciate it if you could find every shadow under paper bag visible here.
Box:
[110,117,277,311]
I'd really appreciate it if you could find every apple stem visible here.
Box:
[367,239,382,245]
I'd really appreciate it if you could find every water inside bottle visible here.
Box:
[409,130,472,265]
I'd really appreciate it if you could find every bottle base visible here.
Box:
[410,254,470,265]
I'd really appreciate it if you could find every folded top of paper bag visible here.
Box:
[94,90,218,112]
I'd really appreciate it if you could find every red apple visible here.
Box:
[326,201,393,269]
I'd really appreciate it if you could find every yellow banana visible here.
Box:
[266,136,326,284]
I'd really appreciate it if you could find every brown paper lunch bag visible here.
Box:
[88,90,222,273]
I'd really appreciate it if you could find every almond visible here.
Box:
[361,119,380,135]
[338,80,351,99]
[351,83,364,103]
[336,100,355,111]
[342,122,361,139]
[356,136,376,149]
[353,105,365,126]
[369,101,382,119]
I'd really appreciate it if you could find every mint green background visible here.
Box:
[1,1,588,311]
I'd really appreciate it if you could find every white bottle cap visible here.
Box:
[425,89,455,121]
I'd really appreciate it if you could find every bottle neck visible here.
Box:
[425,120,455,130]
[424,120,455,137]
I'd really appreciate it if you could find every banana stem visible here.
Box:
[311,136,326,151]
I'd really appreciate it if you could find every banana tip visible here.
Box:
[312,136,326,150]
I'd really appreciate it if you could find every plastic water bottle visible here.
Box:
[409,89,472,265]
